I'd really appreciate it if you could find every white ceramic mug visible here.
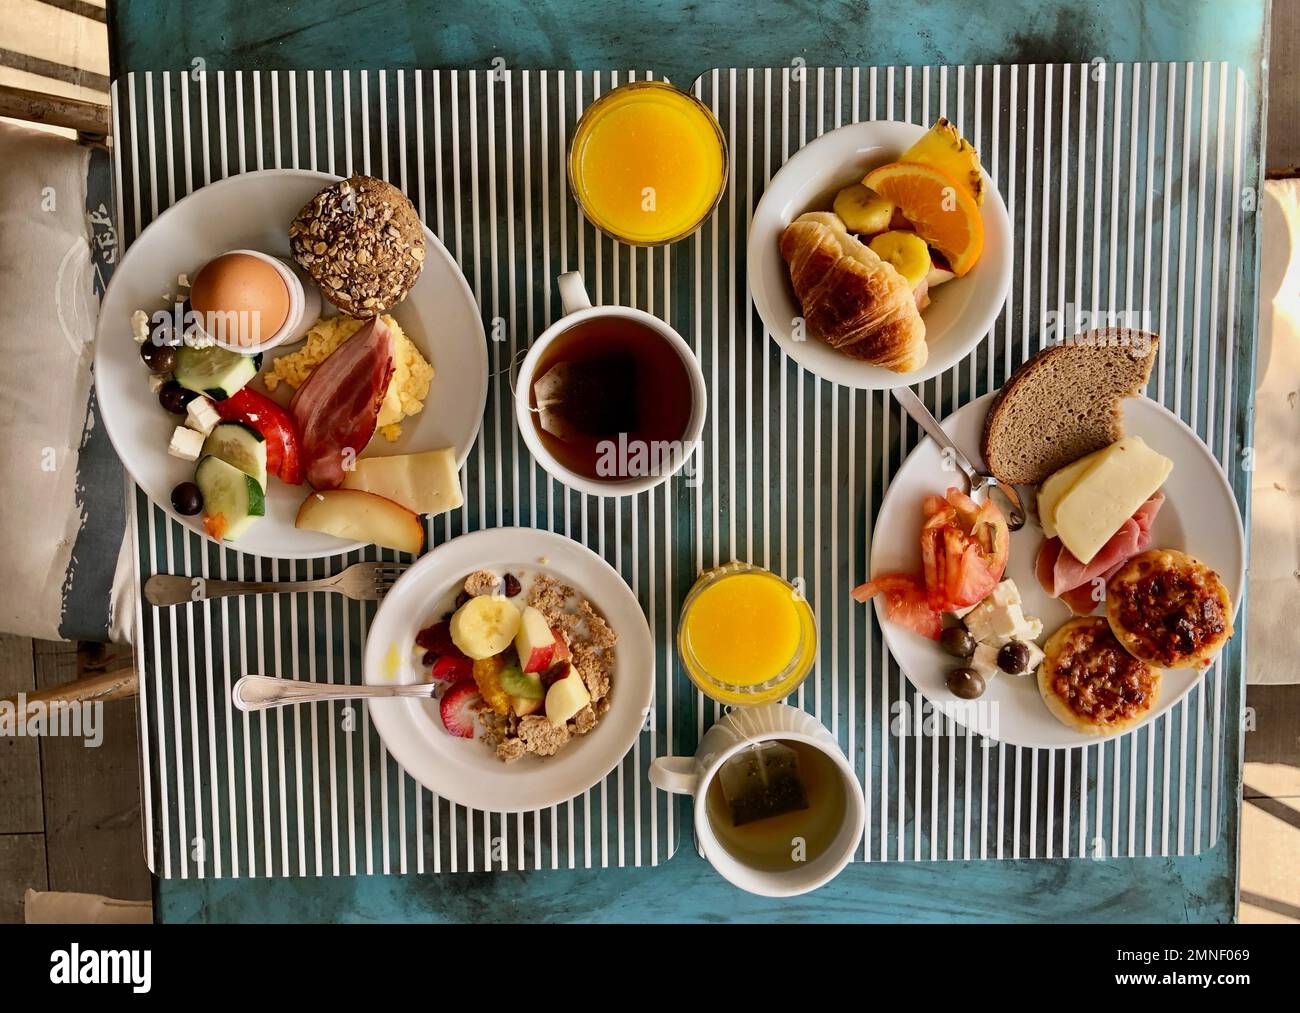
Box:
[649,703,866,897]
[514,271,707,497]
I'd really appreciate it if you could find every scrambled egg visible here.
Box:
[263,314,434,441]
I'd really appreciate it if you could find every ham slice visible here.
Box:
[1035,492,1165,614]
[290,316,395,490]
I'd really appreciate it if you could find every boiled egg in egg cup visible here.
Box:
[188,248,321,355]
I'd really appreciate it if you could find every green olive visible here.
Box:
[940,625,976,659]
[946,666,986,699]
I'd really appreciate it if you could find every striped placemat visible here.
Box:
[691,62,1259,861]
[114,62,1260,879]
[114,69,685,878]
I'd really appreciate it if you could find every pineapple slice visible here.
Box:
[896,117,985,207]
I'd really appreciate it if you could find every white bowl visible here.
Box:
[748,119,1013,390]
[362,527,655,812]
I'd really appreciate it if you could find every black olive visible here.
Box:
[940,625,976,659]
[158,380,197,415]
[170,481,203,515]
[997,641,1031,674]
[946,666,985,699]
[503,573,521,597]
[141,338,178,373]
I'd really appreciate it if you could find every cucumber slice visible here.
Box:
[195,455,265,541]
[174,344,256,401]
[202,421,268,489]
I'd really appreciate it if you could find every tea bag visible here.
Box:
[717,741,809,827]
[533,356,638,441]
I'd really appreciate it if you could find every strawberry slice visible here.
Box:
[430,654,473,683]
[439,679,481,738]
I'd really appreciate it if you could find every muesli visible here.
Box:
[417,567,617,762]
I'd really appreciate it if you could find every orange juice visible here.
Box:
[678,563,817,705]
[568,81,727,245]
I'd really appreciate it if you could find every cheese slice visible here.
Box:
[1037,446,1107,538]
[340,448,464,516]
[1052,436,1172,564]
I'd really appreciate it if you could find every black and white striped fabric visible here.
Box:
[113,63,1258,879]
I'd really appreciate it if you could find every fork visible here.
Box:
[143,560,408,607]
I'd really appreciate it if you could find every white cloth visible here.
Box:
[0,121,96,640]
[24,889,152,924]
[1247,179,1300,684]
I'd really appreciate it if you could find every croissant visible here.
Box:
[779,212,928,372]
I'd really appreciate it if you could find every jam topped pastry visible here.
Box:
[1105,548,1233,669]
[1038,617,1160,735]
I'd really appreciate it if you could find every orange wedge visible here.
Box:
[861,161,984,276]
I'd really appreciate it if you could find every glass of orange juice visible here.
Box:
[568,80,728,245]
[677,562,817,706]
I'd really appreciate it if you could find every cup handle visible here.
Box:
[557,271,592,315]
[648,756,699,795]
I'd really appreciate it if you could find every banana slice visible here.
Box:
[869,231,932,289]
[450,594,522,660]
[832,183,895,235]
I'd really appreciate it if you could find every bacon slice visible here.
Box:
[290,316,395,490]
[1035,492,1166,614]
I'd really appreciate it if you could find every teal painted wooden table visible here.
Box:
[109,0,1267,923]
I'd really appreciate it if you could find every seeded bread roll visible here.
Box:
[980,330,1158,485]
[290,175,425,317]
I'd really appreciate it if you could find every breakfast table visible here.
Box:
[105,0,1269,922]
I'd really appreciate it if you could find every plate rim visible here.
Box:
[747,118,1014,391]
[362,526,656,813]
[868,391,1246,749]
[94,166,488,560]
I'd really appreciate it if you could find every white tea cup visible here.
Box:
[649,703,866,897]
[514,271,707,497]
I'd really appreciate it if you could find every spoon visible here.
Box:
[233,674,437,713]
[890,386,1026,530]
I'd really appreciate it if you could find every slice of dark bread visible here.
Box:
[981,329,1159,485]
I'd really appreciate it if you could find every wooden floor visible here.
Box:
[0,635,150,923]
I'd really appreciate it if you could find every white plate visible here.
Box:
[95,169,488,559]
[362,528,655,812]
[748,120,1013,390]
[869,394,1245,749]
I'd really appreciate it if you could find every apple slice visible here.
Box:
[512,695,543,717]
[544,662,591,727]
[294,489,424,554]
[514,606,557,673]
[551,627,571,664]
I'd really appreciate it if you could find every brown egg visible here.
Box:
[190,253,290,346]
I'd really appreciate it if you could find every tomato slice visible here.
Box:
[214,388,304,486]
[851,573,942,640]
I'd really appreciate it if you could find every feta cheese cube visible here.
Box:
[981,602,1026,646]
[970,642,1001,682]
[131,309,151,343]
[1022,640,1046,675]
[147,372,170,394]
[185,396,221,436]
[167,426,204,462]
[989,579,1021,608]
[962,600,996,642]
[1021,616,1044,642]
